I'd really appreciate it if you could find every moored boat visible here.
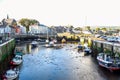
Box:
[97,53,120,72]
[83,46,92,54]
[15,47,23,56]
[45,41,56,48]
[4,68,19,80]
[31,41,38,47]
[77,44,92,54]
[10,55,22,65]
[77,44,84,52]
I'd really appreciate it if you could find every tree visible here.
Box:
[86,26,93,34]
[86,26,91,30]
[101,27,107,32]
[74,27,83,33]
[19,18,39,32]
[95,27,100,32]
[74,27,82,31]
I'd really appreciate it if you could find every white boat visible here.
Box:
[83,46,92,54]
[10,55,22,65]
[53,39,57,43]
[45,39,49,43]
[77,43,91,54]
[31,41,38,47]
[5,69,19,80]
[97,53,120,72]
[45,41,55,48]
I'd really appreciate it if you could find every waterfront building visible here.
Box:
[29,23,56,35]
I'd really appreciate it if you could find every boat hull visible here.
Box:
[11,60,22,65]
[5,69,19,80]
[98,61,120,71]
[97,54,120,71]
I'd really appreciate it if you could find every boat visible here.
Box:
[45,41,56,48]
[53,39,57,43]
[10,55,22,65]
[4,68,19,80]
[77,44,84,52]
[77,43,92,54]
[45,39,49,44]
[83,46,92,54]
[31,41,38,47]
[15,51,23,56]
[15,47,23,56]
[38,39,46,44]
[97,53,120,72]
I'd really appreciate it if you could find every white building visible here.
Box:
[20,26,26,34]
[29,24,48,34]
[0,25,11,34]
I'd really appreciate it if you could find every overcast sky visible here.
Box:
[0,0,120,27]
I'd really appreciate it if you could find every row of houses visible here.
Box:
[0,15,92,40]
[0,15,57,38]
[0,16,26,36]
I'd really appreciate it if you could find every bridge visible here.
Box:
[12,34,58,40]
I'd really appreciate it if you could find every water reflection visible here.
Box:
[26,44,31,54]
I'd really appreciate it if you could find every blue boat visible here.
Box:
[14,48,23,56]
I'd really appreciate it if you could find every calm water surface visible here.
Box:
[16,42,120,80]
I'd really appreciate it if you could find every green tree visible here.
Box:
[95,27,100,32]
[74,27,83,33]
[19,18,39,32]
[74,27,82,31]
[101,27,107,32]
[86,26,91,30]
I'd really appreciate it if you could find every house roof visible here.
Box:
[2,18,16,26]
[38,24,47,27]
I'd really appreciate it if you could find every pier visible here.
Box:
[91,39,120,57]
[0,39,15,75]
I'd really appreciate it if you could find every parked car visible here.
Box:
[107,37,118,42]
[116,37,120,43]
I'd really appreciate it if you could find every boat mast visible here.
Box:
[47,27,48,40]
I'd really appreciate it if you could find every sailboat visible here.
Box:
[45,27,59,48]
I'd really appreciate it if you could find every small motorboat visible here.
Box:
[77,44,84,52]
[45,39,49,43]
[53,39,57,43]
[45,41,55,48]
[83,46,92,54]
[97,53,120,72]
[5,68,19,80]
[15,47,23,56]
[31,41,38,47]
[10,55,22,65]
[15,51,23,56]
[78,44,83,49]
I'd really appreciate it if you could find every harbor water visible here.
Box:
[15,42,120,80]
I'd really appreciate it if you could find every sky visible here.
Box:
[0,0,120,27]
